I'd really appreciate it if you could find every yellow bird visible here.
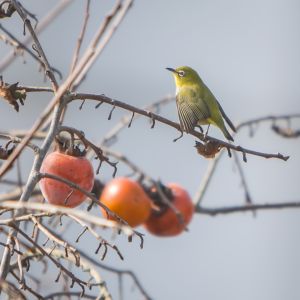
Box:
[166,66,236,141]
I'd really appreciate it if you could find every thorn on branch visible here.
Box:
[95,101,103,109]
[96,159,103,175]
[128,112,135,128]
[242,151,247,163]
[79,283,85,297]
[55,268,62,282]
[72,251,81,267]
[113,245,124,260]
[31,43,41,57]
[277,153,290,161]
[70,279,75,288]
[59,215,63,226]
[24,258,30,272]
[227,147,232,158]
[31,223,37,239]
[101,244,108,260]
[42,237,49,247]
[95,242,102,255]
[79,99,86,110]
[64,189,74,206]
[64,245,68,258]
[87,201,94,211]
[173,131,183,142]
[76,227,88,243]
[95,241,108,260]
[138,234,144,249]
[128,235,133,243]
[108,105,116,120]
[147,112,156,129]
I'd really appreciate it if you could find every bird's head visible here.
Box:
[166,66,202,88]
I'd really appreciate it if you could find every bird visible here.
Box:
[166,66,236,141]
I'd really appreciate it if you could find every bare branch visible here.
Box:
[0,24,61,78]
[0,1,135,179]
[232,151,252,204]
[193,112,300,209]
[196,201,300,216]
[0,201,134,237]
[0,133,39,153]
[10,0,59,90]
[193,152,224,206]
[69,0,91,75]
[0,0,72,72]
[70,92,289,161]
[236,113,300,130]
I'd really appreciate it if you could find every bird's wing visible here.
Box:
[216,100,236,132]
[176,87,210,133]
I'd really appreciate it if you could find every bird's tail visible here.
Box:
[216,100,236,133]
[221,125,234,142]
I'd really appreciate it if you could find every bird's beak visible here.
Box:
[166,67,178,74]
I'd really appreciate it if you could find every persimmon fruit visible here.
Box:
[39,151,94,208]
[144,183,194,237]
[100,177,152,227]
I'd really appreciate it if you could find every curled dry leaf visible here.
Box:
[0,3,16,19]
[0,143,16,160]
[194,140,223,158]
[0,81,26,112]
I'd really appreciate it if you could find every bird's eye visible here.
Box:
[178,70,185,77]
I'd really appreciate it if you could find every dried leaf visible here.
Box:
[0,81,26,112]
[195,140,223,158]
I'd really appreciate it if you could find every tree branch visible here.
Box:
[70,92,290,161]
[196,201,300,216]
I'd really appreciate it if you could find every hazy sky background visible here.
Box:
[1,0,300,299]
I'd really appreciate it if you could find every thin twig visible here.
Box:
[0,201,134,237]
[11,0,59,91]
[0,24,61,77]
[193,151,224,206]
[236,113,300,130]
[0,0,72,72]
[69,0,91,75]
[196,201,300,215]
[0,133,39,153]
[0,0,134,179]
[193,113,300,209]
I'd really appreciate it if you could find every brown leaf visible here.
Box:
[195,140,223,158]
[0,81,26,112]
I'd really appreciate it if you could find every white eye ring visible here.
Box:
[178,70,185,77]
